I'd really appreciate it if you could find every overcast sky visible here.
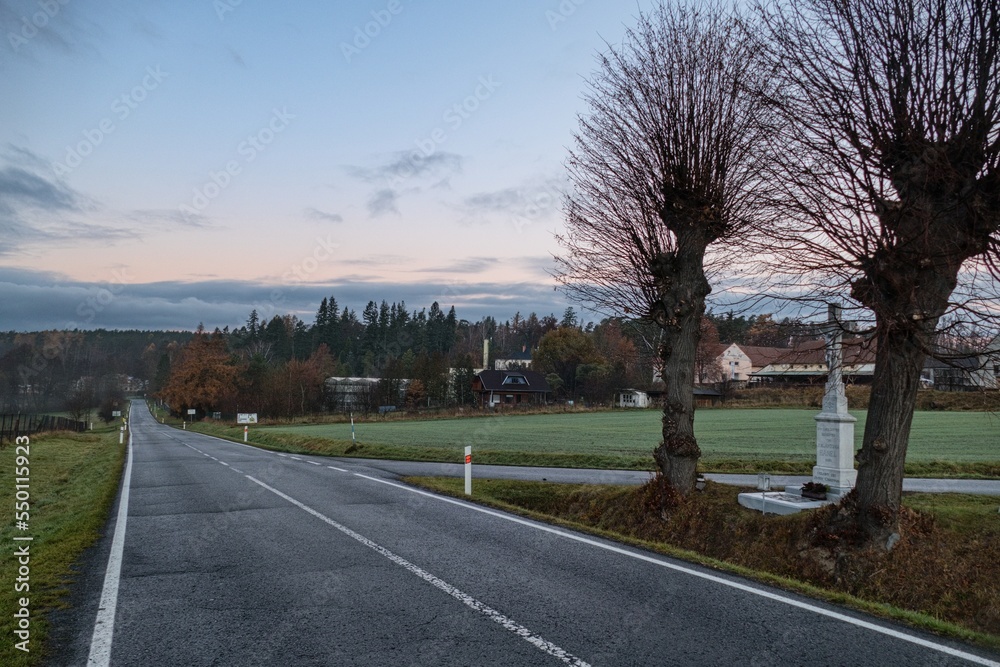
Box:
[0,0,670,331]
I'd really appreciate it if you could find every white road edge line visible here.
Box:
[327,466,349,472]
[351,473,1000,667]
[244,475,590,667]
[87,431,134,667]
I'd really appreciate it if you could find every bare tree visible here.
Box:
[759,0,1000,544]
[554,1,773,493]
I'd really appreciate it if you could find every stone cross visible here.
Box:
[822,303,848,415]
[812,302,857,498]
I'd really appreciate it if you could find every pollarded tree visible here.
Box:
[554,1,774,493]
[759,0,1000,545]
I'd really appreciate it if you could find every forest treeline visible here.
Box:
[0,296,804,419]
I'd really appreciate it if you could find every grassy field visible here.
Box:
[263,408,1000,466]
[0,429,125,666]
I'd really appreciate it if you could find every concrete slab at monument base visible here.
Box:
[737,491,831,515]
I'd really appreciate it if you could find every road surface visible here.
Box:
[48,405,1000,666]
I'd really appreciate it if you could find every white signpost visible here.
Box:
[237,414,257,442]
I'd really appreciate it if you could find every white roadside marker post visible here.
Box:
[465,446,472,496]
[244,425,248,443]
[119,426,124,444]
[757,472,771,515]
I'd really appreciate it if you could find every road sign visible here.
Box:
[237,413,258,424]
[187,409,196,415]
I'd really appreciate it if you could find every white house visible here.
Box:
[494,346,533,370]
[617,389,651,408]
[716,344,791,383]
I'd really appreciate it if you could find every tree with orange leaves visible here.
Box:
[159,326,236,417]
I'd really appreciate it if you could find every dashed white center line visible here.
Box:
[244,475,591,666]
[307,460,320,466]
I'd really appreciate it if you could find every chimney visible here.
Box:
[483,338,490,370]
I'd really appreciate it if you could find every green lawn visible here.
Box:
[264,408,999,464]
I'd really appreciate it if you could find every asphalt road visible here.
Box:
[48,405,1000,666]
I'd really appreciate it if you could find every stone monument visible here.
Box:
[738,303,857,514]
[806,303,857,499]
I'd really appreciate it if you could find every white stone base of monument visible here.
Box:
[737,491,830,515]
[812,409,857,500]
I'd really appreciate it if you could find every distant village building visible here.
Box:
[324,377,411,412]
[325,377,379,412]
[711,339,877,386]
[716,344,791,384]
[620,386,721,408]
[617,389,651,408]
[473,370,550,408]
[921,335,1000,391]
[747,338,876,384]
[494,346,533,370]
[717,333,1000,390]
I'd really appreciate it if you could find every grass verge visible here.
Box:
[182,418,1000,479]
[405,476,1000,651]
[0,429,125,666]
[183,419,653,470]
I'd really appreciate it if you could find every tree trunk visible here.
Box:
[851,244,960,546]
[853,322,929,545]
[652,245,711,495]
